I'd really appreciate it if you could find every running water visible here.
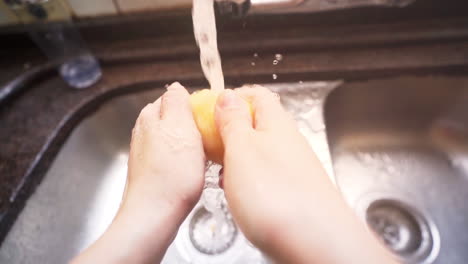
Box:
[192,0,225,91]
[192,0,229,240]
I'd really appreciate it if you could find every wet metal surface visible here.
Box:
[1,77,468,263]
[325,77,468,263]
[1,18,468,241]
[0,81,336,264]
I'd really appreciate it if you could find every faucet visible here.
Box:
[216,0,416,16]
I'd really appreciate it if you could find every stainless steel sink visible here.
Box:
[324,76,468,264]
[0,81,336,264]
[0,77,467,263]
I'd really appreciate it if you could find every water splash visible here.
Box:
[275,54,283,61]
[192,0,225,91]
[273,54,283,66]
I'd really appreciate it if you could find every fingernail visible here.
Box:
[219,90,241,109]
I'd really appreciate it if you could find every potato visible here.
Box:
[190,89,252,164]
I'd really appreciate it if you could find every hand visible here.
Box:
[72,82,205,264]
[215,86,397,264]
[125,82,205,213]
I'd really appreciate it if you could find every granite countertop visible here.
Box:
[1,4,468,244]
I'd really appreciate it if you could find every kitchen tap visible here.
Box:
[216,0,416,16]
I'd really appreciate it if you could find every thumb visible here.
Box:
[215,89,253,146]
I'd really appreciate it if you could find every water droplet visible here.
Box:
[273,60,279,65]
[253,53,259,58]
[275,53,283,61]
[203,58,214,69]
[200,33,209,43]
[272,74,278,80]
[251,62,256,66]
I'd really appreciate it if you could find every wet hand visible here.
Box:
[72,83,206,264]
[215,86,397,264]
[124,82,206,216]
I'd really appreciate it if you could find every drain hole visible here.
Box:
[189,207,237,255]
[366,200,435,262]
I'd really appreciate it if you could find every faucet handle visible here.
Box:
[215,0,251,17]
[216,0,415,15]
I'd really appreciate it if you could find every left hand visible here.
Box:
[124,82,206,214]
[72,82,206,264]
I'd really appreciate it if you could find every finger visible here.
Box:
[135,98,162,131]
[160,82,194,127]
[235,85,290,131]
[215,89,253,146]
[130,98,161,163]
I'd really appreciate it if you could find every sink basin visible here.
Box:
[0,81,337,264]
[0,76,467,263]
[0,88,155,264]
[324,76,468,264]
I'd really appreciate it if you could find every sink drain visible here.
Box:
[366,200,437,263]
[189,207,238,255]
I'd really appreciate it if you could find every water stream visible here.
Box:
[192,0,225,91]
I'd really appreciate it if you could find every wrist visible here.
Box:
[118,189,193,232]
[122,179,197,220]
[84,194,194,264]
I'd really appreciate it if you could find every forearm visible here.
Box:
[264,208,397,264]
[71,197,191,264]
[258,181,397,264]
[72,83,205,264]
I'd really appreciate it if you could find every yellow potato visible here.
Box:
[190,89,253,164]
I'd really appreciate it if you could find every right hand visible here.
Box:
[215,86,397,264]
